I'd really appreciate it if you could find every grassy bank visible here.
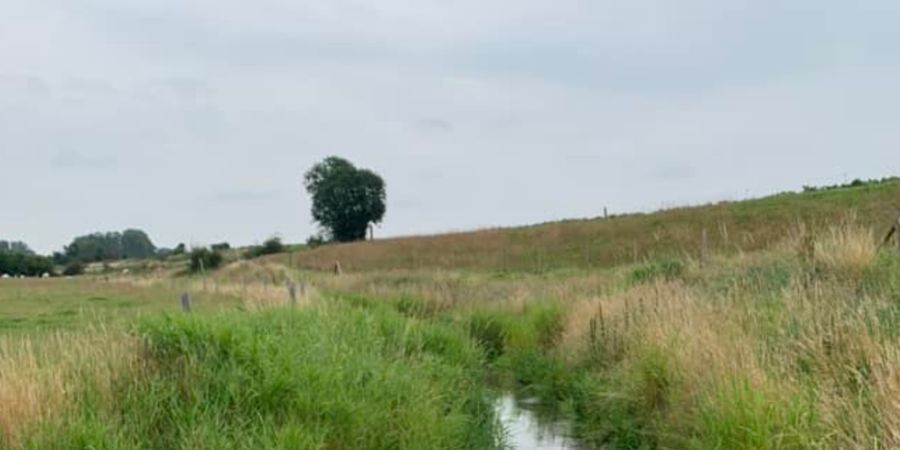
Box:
[4,199,900,448]
[4,304,501,450]
[302,222,900,448]
[274,179,899,273]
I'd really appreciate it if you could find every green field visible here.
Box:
[2,182,900,449]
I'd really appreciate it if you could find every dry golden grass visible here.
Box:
[0,329,137,447]
[269,180,900,273]
[813,222,878,276]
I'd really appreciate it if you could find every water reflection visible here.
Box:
[495,394,581,450]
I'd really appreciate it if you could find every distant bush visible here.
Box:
[630,257,685,285]
[244,237,285,259]
[172,243,187,256]
[802,176,897,193]
[306,234,327,248]
[189,248,223,273]
[62,261,87,276]
[210,242,231,252]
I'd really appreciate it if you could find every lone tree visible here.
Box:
[304,157,386,242]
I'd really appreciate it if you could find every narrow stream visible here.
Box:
[495,394,581,450]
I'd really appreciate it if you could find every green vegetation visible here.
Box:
[0,279,240,334]
[7,304,500,450]
[0,240,54,277]
[189,247,224,273]
[59,229,157,263]
[2,177,900,449]
[244,237,286,259]
[304,156,386,242]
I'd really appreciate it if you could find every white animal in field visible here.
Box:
[122,269,130,275]
[1,274,9,279]
[41,272,50,279]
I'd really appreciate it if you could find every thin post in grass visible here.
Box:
[288,282,298,306]
[700,228,710,267]
[180,292,192,312]
[880,214,900,249]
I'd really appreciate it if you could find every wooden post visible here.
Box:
[288,282,298,306]
[181,292,192,312]
[700,228,709,267]
[882,215,900,249]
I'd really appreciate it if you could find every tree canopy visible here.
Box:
[304,157,386,242]
[62,229,157,263]
[0,240,53,276]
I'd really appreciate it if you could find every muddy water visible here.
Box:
[495,394,581,450]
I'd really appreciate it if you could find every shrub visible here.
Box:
[210,242,231,252]
[244,237,285,259]
[630,257,685,285]
[306,234,327,248]
[189,247,223,273]
[62,261,86,276]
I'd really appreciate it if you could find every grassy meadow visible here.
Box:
[2,181,900,449]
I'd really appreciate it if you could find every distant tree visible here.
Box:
[121,229,156,259]
[261,237,284,255]
[0,241,34,255]
[0,243,54,277]
[173,243,187,255]
[62,230,157,263]
[211,242,231,252]
[303,156,386,242]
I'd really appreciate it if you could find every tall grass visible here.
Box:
[272,179,899,272]
[6,217,900,448]
[9,305,501,450]
[0,329,137,448]
[290,222,900,448]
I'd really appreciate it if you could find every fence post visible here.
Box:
[181,292,192,312]
[700,228,709,267]
[287,282,297,306]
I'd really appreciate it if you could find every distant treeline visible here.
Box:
[55,229,157,264]
[802,176,898,193]
[0,240,54,276]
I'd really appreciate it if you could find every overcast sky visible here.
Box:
[2,0,899,253]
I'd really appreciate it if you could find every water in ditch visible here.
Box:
[495,394,582,450]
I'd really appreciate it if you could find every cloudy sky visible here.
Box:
[2,0,899,253]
